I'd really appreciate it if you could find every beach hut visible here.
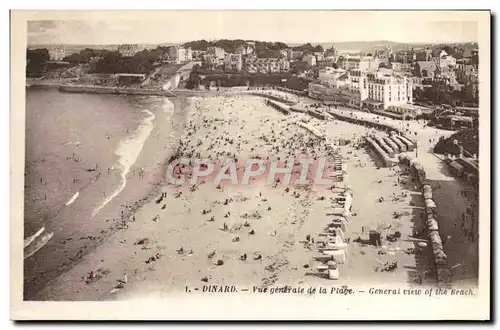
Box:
[399,135,416,151]
[328,262,340,280]
[434,250,448,266]
[466,173,479,185]
[398,154,411,165]
[427,217,439,231]
[383,136,400,154]
[437,267,451,283]
[422,185,433,199]
[327,219,347,233]
[369,230,382,246]
[324,235,348,250]
[391,135,407,152]
[428,231,444,249]
[425,199,437,210]
[321,249,346,264]
[448,161,465,177]
[426,207,437,219]
[395,135,414,151]
[375,136,395,158]
[409,159,419,169]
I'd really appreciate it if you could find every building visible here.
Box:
[49,47,68,61]
[456,63,478,84]
[309,70,413,111]
[415,61,438,80]
[245,57,290,74]
[324,46,338,58]
[112,73,146,85]
[360,56,380,72]
[317,67,348,86]
[118,44,139,57]
[424,48,433,61]
[302,53,317,67]
[362,72,413,111]
[206,46,226,59]
[287,49,303,60]
[308,82,360,107]
[202,54,224,70]
[436,50,457,69]
[224,53,243,72]
[236,44,254,55]
[168,46,193,64]
[392,62,403,71]
[191,50,206,60]
[314,52,325,62]
[343,56,361,71]
[342,56,380,72]
[373,46,393,61]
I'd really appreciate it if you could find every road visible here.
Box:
[140,66,163,87]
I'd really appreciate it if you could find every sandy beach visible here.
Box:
[29,92,475,301]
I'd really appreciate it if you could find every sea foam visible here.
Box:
[91,108,156,217]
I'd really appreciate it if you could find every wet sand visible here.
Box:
[34,94,439,301]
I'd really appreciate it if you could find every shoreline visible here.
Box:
[26,95,190,300]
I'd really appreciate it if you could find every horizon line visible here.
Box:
[27,39,478,47]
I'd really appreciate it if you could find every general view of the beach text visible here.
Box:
[12,10,491,320]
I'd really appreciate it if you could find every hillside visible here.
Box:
[320,40,478,53]
[183,39,324,57]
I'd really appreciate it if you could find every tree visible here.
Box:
[291,61,309,74]
[312,45,324,53]
[183,40,213,51]
[93,51,124,74]
[292,43,323,53]
[185,73,201,89]
[192,64,202,74]
[26,48,50,77]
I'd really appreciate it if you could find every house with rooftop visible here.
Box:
[415,61,438,80]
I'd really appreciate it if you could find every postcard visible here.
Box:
[10,10,491,320]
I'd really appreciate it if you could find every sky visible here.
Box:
[26,11,480,45]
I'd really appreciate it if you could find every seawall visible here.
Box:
[59,85,170,96]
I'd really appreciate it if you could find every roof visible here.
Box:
[416,61,437,72]
[338,73,349,80]
[114,73,146,77]
[364,99,383,105]
[449,115,473,122]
